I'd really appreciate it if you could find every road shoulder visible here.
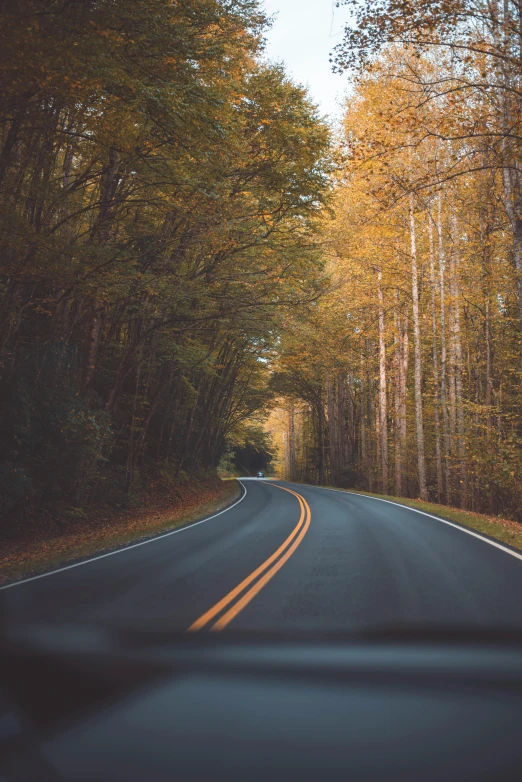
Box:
[0,479,241,586]
[318,486,522,554]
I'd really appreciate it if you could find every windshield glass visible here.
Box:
[1,0,522,642]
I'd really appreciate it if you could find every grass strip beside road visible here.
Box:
[0,479,241,586]
[330,488,522,553]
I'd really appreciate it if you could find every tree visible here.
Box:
[267,54,522,520]
[0,0,332,522]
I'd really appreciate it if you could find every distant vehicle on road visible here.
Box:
[257,471,265,478]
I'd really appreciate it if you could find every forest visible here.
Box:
[271,0,522,521]
[0,0,330,521]
[2,0,522,530]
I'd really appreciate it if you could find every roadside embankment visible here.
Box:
[0,478,240,585]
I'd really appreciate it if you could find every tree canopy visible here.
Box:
[0,0,331,519]
[270,3,522,520]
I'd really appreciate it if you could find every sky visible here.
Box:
[261,0,353,121]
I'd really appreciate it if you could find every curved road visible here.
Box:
[2,480,522,632]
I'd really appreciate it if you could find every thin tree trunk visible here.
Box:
[377,269,389,493]
[502,147,522,326]
[0,98,30,186]
[289,402,296,481]
[366,345,374,492]
[394,295,409,497]
[409,194,429,500]
[399,308,409,495]
[327,375,337,484]
[339,374,350,470]
[428,212,443,501]
[375,389,381,489]
[394,307,403,496]
[437,191,451,502]
[84,307,101,388]
[485,298,493,425]
[316,398,326,485]
[450,212,468,508]
[360,353,367,486]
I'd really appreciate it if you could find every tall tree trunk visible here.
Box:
[485,298,493,422]
[339,374,351,469]
[437,191,451,502]
[327,375,337,484]
[316,398,326,485]
[288,402,296,481]
[450,212,468,508]
[394,308,403,496]
[495,0,522,325]
[0,99,30,187]
[92,146,122,243]
[427,212,443,501]
[502,170,522,328]
[84,307,101,388]
[394,295,409,496]
[399,307,409,495]
[377,269,389,493]
[409,194,429,500]
[360,354,367,487]
[366,344,374,492]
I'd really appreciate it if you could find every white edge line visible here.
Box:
[0,481,248,591]
[320,486,522,563]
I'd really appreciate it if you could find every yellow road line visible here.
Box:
[188,484,311,632]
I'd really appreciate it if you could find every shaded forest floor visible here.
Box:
[331,488,522,553]
[0,478,240,585]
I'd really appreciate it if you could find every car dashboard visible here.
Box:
[2,626,522,781]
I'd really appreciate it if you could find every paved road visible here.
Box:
[2,480,522,633]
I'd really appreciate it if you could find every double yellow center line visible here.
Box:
[188,484,311,632]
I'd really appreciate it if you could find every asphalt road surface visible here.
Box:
[2,480,522,633]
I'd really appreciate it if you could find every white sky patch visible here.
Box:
[261,0,353,121]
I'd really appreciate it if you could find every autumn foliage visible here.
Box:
[4,0,522,533]
[272,1,522,521]
[0,0,330,524]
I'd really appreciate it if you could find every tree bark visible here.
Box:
[360,353,367,487]
[409,194,429,500]
[84,307,101,388]
[377,269,389,493]
[288,402,296,481]
[427,211,444,501]
[394,291,409,497]
[449,212,468,508]
[437,191,451,502]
